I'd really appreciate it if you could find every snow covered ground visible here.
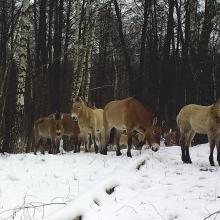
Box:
[0,144,220,220]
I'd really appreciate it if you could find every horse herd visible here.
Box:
[33,96,220,166]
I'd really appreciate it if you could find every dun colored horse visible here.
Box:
[177,100,220,166]
[49,113,80,152]
[33,112,64,154]
[71,97,104,153]
[102,97,161,157]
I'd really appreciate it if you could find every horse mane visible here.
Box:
[210,99,220,120]
[76,96,97,109]
[132,96,152,110]
[132,95,160,118]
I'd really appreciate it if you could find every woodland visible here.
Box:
[0,0,219,152]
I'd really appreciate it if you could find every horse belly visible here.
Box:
[38,130,51,139]
[190,116,208,134]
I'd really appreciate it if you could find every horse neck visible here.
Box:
[140,109,154,130]
[79,103,90,122]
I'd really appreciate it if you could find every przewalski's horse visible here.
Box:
[33,112,64,154]
[71,97,104,153]
[49,113,81,152]
[177,100,220,166]
[102,97,162,157]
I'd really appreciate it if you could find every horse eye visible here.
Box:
[78,106,81,109]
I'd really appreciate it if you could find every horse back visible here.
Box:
[34,117,55,138]
[104,97,154,129]
[177,104,211,134]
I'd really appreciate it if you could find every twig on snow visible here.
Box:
[0,202,66,220]
[204,210,220,220]
[115,205,138,214]
[139,202,167,220]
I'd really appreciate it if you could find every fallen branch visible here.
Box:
[0,202,66,219]
[204,210,220,220]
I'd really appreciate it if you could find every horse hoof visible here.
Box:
[100,150,107,155]
[116,151,122,156]
[127,152,132,157]
[210,162,215,166]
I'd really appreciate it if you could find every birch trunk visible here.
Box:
[15,0,30,151]
[83,0,99,101]
[72,0,84,99]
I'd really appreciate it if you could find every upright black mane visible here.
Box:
[133,95,154,112]
[132,95,161,122]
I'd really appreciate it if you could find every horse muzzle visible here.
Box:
[56,129,62,137]
[151,143,160,152]
[71,113,78,121]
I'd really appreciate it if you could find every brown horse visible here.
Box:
[71,97,104,153]
[177,100,220,166]
[33,113,64,154]
[102,97,162,157]
[49,113,80,152]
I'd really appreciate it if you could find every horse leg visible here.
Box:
[102,126,110,155]
[91,132,98,154]
[41,138,46,154]
[82,133,88,152]
[92,135,98,154]
[208,138,215,166]
[115,130,122,156]
[84,136,89,153]
[73,136,78,153]
[51,138,57,154]
[217,140,220,166]
[127,128,133,157]
[34,138,40,155]
[88,134,93,152]
[98,131,104,153]
[77,135,82,152]
[185,131,195,163]
[179,133,187,163]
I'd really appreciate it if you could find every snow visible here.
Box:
[0,144,220,220]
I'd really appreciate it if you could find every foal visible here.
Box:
[49,113,81,152]
[33,112,64,154]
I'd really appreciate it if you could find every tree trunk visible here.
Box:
[14,0,30,151]
[113,0,134,96]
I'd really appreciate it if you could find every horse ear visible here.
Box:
[75,96,80,102]
[54,111,61,120]
[61,114,64,120]
[162,120,166,127]
[153,117,158,125]
[72,97,76,103]
[78,97,83,103]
